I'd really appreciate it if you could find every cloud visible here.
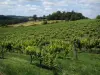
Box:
[0,0,100,18]
[0,0,16,5]
[0,0,42,16]
[42,0,68,7]
[78,0,100,4]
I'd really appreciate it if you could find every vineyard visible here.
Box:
[0,19,100,75]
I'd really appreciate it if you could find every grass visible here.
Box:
[60,53,100,75]
[0,52,100,75]
[0,53,53,75]
[8,20,61,27]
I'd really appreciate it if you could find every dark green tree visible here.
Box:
[96,15,100,19]
[33,15,37,21]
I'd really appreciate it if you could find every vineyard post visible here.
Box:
[1,47,4,59]
[39,46,43,66]
[30,54,33,64]
[39,50,42,66]
[73,39,78,60]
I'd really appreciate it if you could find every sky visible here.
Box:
[0,0,100,18]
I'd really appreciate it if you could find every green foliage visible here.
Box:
[47,11,86,20]
[0,15,29,26]
[0,42,7,59]
[74,37,100,53]
[24,39,70,68]
[13,42,24,53]
[0,19,99,54]
[42,20,48,25]
[0,19,100,75]
[25,46,40,64]
[39,40,70,68]
[25,46,39,55]
[96,15,100,19]
[33,15,37,21]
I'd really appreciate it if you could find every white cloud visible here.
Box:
[0,0,99,18]
[0,0,16,5]
[0,0,42,16]
[44,7,52,11]
[42,0,68,8]
[78,0,100,3]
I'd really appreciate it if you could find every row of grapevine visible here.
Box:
[0,39,71,68]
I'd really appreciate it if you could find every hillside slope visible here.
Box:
[0,19,100,75]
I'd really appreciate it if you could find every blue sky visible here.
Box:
[0,0,100,18]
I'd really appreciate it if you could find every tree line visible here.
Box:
[1,11,100,26]
[33,11,88,21]
[0,15,29,26]
[46,11,88,20]
[96,15,100,19]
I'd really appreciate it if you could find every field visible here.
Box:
[8,20,61,27]
[0,19,100,75]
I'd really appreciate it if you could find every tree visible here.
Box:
[0,15,29,26]
[33,15,37,21]
[43,15,46,20]
[46,11,87,21]
[96,15,100,19]
[61,11,66,20]
[70,14,76,21]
